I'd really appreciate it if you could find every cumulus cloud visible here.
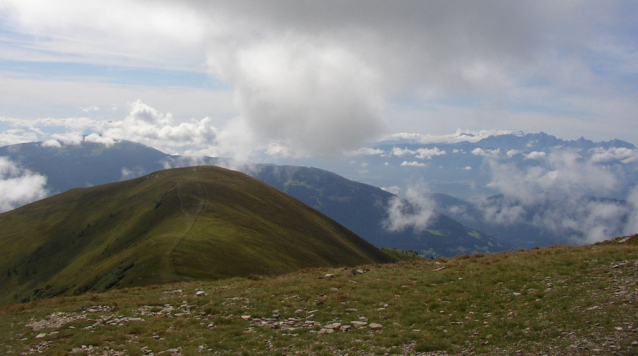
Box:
[471,148,500,157]
[383,184,438,233]
[0,157,48,212]
[415,147,446,160]
[400,161,426,167]
[480,148,632,243]
[525,151,547,160]
[590,147,638,163]
[5,1,637,156]
[98,100,217,153]
[506,149,521,158]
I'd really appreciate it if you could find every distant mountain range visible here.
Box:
[0,140,512,257]
[0,166,391,306]
[2,131,636,253]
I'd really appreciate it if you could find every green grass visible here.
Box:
[1,235,637,355]
[0,166,391,307]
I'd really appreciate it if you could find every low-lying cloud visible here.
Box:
[478,148,637,243]
[383,184,438,234]
[0,157,48,212]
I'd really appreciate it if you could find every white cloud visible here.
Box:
[344,147,385,157]
[0,157,48,212]
[381,186,401,195]
[382,129,514,144]
[590,147,638,163]
[480,148,632,243]
[100,100,217,154]
[415,147,446,160]
[383,184,437,233]
[506,149,521,158]
[400,161,426,167]
[392,147,414,157]
[524,151,547,160]
[471,148,500,157]
[624,187,638,236]
[0,129,39,146]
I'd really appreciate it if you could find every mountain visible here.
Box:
[0,140,511,257]
[0,166,391,306]
[250,165,512,256]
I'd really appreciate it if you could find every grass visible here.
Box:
[0,166,391,307]
[1,235,637,355]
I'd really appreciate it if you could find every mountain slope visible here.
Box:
[0,166,391,306]
[0,140,511,257]
[251,165,513,256]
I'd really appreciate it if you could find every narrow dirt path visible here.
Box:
[168,167,208,275]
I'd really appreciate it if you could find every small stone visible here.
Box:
[513,292,521,297]
[241,315,252,320]
[324,323,341,330]
[369,323,383,330]
[35,333,47,339]
[324,274,334,279]
[631,341,638,347]
[196,291,206,297]
[351,321,368,328]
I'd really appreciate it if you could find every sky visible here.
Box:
[0,0,637,160]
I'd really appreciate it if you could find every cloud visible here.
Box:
[0,157,48,212]
[400,161,426,167]
[471,148,500,157]
[506,149,521,158]
[524,151,547,160]
[4,1,638,154]
[480,148,632,243]
[382,129,514,144]
[624,187,638,236]
[590,147,638,163]
[415,147,446,160]
[100,100,218,153]
[344,147,385,157]
[383,184,438,233]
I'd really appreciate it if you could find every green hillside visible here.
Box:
[0,166,391,306]
[1,235,636,355]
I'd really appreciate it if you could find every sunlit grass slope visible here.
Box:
[0,166,391,306]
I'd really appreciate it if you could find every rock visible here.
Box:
[241,315,252,320]
[351,321,368,328]
[35,333,47,339]
[324,274,334,279]
[369,323,383,330]
[345,308,358,312]
[513,292,521,297]
[324,323,342,330]
[195,291,206,297]
[318,328,334,334]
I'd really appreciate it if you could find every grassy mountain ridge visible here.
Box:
[0,166,391,306]
[1,140,514,257]
[1,235,637,355]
